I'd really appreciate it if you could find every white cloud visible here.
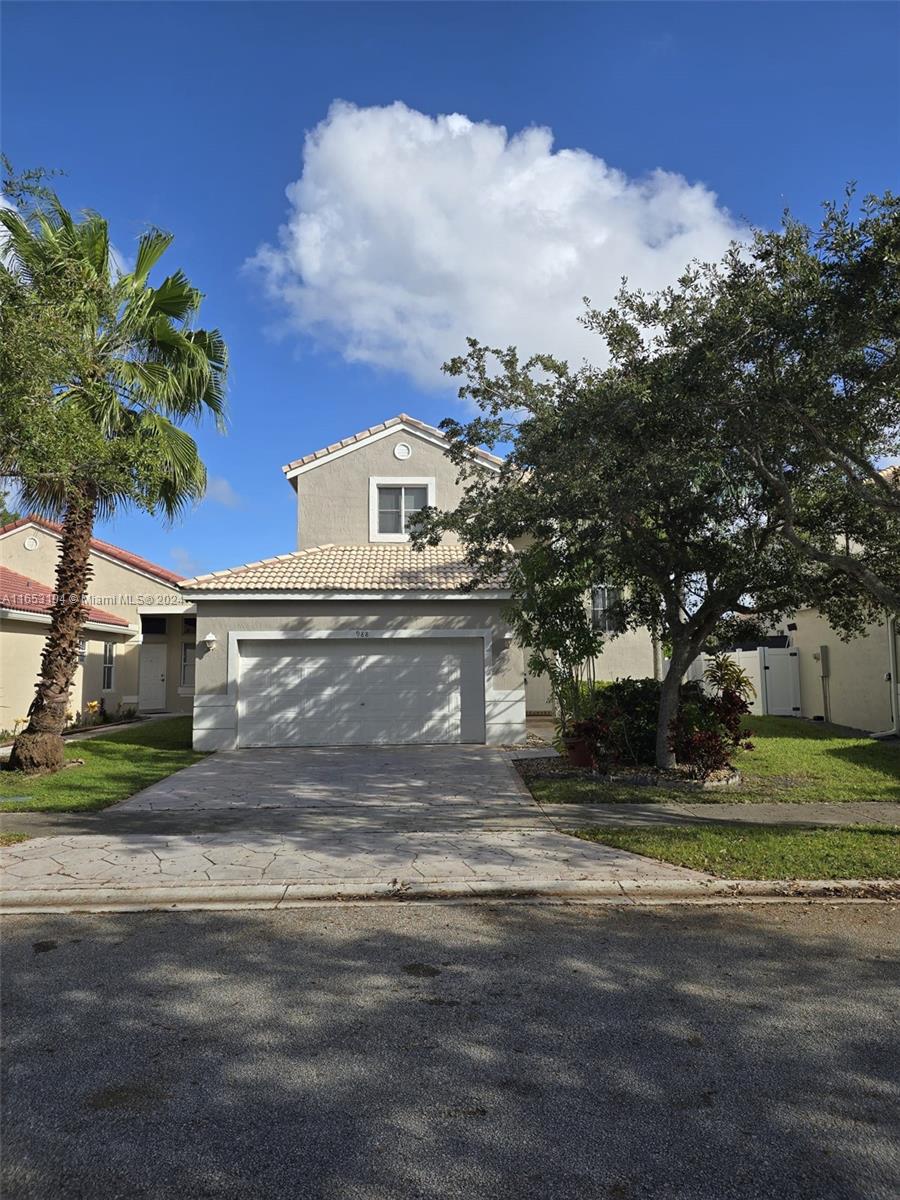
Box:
[171,546,203,577]
[248,101,745,389]
[204,475,242,508]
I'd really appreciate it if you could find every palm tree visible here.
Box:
[1,197,227,773]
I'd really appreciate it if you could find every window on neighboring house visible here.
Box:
[77,638,87,663]
[377,484,428,535]
[592,584,624,634]
[180,643,196,689]
[102,642,115,690]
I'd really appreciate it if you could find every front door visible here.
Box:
[139,643,168,711]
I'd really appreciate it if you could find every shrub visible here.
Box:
[570,676,753,776]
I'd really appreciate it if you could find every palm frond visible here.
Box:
[132,228,174,282]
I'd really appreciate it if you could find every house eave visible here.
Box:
[180,589,512,602]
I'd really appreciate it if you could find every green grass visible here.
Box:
[527,716,900,805]
[0,717,203,813]
[0,831,30,847]
[572,825,900,879]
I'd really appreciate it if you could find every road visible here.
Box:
[2,902,898,1200]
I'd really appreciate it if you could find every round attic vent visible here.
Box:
[393,442,412,461]
[24,535,39,551]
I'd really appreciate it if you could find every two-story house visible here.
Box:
[0,515,196,729]
[181,414,655,750]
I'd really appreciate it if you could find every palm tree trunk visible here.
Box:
[9,488,96,774]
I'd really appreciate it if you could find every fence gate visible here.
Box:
[759,647,801,717]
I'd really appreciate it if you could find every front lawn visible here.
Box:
[526,716,900,805]
[572,825,900,879]
[0,717,203,813]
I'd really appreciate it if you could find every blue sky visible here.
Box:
[3,1,898,577]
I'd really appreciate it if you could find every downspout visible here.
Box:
[871,614,900,740]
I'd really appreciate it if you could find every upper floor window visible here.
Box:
[102,642,116,690]
[378,485,427,535]
[369,477,435,542]
[592,584,624,634]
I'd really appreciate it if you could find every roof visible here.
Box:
[0,516,184,585]
[281,413,504,476]
[0,565,130,627]
[179,543,505,594]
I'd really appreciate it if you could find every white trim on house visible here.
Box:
[179,590,511,602]
[192,627,524,751]
[283,421,502,481]
[368,476,436,542]
[0,608,138,634]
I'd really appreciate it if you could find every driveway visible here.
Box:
[3,903,898,1199]
[1,747,714,905]
[116,745,539,821]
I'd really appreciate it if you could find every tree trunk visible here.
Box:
[8,489,96,774]
[655,639,696,769]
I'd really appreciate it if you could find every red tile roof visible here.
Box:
[0,565,130,627]
[0,516,183,584]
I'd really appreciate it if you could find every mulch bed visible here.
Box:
[514,754,741,792]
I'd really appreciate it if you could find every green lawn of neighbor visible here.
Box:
[528,716,900,805]
[572,825,900,879]
[0,717,203,813]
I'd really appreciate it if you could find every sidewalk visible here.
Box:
[0,826,716,912]
[538,800,900,829]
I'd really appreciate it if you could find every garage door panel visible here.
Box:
[237,638,481,747]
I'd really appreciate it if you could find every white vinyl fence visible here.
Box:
[680,647,800,717]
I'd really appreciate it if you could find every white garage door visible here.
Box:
[237,638,485,747]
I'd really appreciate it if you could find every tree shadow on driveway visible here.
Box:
[2,902,898,1199]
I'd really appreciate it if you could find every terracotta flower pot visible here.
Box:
[563,736,595,770]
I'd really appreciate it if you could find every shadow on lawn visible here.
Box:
[824,740,900,793]
[2,905,898,1199]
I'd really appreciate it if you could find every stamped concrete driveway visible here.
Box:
[116,746,540,824]
[2,748,714,906]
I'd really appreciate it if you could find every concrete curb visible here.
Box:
[1,877,898,914]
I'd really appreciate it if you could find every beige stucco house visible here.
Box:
[181,414,655,751]
[783,608,899,734]
[0,516,195,732]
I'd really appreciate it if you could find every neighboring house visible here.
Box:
[0,515,195,730]
[180,414,655,751]
[783,608,899,734]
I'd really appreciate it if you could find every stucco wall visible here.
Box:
[522,626,658,714]
[191,598,524,749]
[0,619,134,731]
[292,430,475,549]
[787,609,896,732]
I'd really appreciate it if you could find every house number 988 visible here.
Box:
[355,630,370,638]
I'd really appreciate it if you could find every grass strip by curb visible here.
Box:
[0,832,30,847]
[572,824,900,880]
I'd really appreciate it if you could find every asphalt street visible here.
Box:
[2,902,898,1200]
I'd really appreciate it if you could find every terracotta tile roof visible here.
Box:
[0,515,184,584]
[179,544,506,593]
[0,565,130,627]
[281,413,504,474]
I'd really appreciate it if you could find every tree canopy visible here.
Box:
[415,191,898,768]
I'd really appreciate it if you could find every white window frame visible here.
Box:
[368,477,435,542]
[101,641,116,691]
[180,641,196,691]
